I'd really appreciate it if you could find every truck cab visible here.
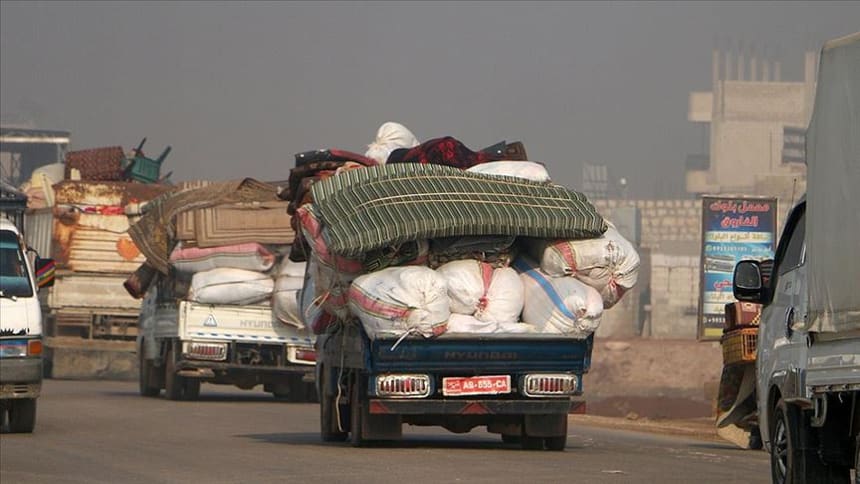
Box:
[0,218,55,433]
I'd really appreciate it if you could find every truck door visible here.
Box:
[758,206,807,444]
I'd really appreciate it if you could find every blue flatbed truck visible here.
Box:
[316,323,592,450]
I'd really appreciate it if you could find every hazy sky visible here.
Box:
[2,1,857,197]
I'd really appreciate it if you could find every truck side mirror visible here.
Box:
[34,257,56,289]
[733,260,762,303]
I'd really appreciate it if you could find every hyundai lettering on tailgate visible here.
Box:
[442,375,511,396]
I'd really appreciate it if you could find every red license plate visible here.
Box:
[442,375,511,396]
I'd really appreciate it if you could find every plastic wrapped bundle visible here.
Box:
[348,266,450,338]
[530,222,639,308]
[189,268,274,305]
[516,258,603,337]
[169,242,276,274]
[435,259,524,324]
[466,161,551,183]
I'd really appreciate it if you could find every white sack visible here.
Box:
[436,260,490,315]
[532,223,640,308]
[273,274,305,328]
[446,313,537,335]
[275,275,305,292]
[348,266,449,338]
[277,256,307,278]
[446,313,498,334]
[517,260,603,337]
[189,268,274,305]
[170,243,276,274]
[477,267,524,324]
[273,289,302,328]
[436,260,524,323]
[364,122,420,165]
[467,161,551,183]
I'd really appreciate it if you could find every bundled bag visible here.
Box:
[170,242,276,274]
[466,161,551,183]
[273,256,306,328]
[364,122,420,165]
[445,313,498,333]
[516,258,603,337]
[436,260,523,324]
[189,268,274,305]
[348,266,450,338]
[446,313,537,334]
[530,222,639,308]
[297,204,365,319]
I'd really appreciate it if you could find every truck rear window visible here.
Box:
[0,230,33,298]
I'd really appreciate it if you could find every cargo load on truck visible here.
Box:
[284,126,640,449]
[282,144,640,341]
[10,140,177,379]
[127,179,317,401]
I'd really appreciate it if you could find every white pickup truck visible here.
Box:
[733,32,859,483]
[137,277,316,401]
[0,217,55,432]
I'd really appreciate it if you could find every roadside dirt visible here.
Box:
[583,338,724,420]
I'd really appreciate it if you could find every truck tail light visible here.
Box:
[295,348,316,362]
[375,374,431,398]
[522,374,578,397]
[28,339,42,356]
[287,345,316,365]
[183,342,227,361]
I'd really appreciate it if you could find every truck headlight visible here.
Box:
[183,341,227,361]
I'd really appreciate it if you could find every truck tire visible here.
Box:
[771,398,833,484]
[501,434,521,444]
[138,347,161,397]
[164,347,196,401]
[854,435,859,484]
[183,379,201,401]
[350,376,365,447]
[8,398,36,433]
[319,365,348,442]
[520,434,544,450]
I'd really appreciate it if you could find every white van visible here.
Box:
[0,217,55,433]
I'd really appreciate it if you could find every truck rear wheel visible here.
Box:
[545,434,567,451]
[319,365,348,442]
[138,346,161,397]
[8,398,36,433]
[350,377,365,447]
[164,347,199,401]
[771,398,836,484]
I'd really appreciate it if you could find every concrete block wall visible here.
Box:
[593,199,701,252]
[647,254,700,339]
[592,199,703,339]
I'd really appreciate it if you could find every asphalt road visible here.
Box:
[1,380,770,484]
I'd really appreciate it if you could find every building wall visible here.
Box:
[686,51,815,200]
[594,199,702,340]
[648,254,700,339]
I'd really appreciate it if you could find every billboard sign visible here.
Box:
[698,196,778,340]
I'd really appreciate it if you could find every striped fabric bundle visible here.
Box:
[309,164,607,258]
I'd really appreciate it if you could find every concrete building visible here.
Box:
[593,49,821,341]
[686,49,814,225]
